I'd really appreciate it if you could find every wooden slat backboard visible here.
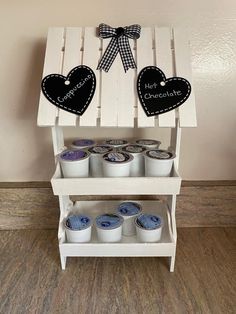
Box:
[58,27,82,126]
[37,26,197,128]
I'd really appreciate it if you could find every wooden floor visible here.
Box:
[0,228,235,314]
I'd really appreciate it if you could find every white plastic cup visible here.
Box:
[102,152,133,177]
[135,214,163,242]
[116,202,142,236]
[144,149,176,177]
[95,214,124,242]
[102,139,128,151]
[65,214,92,243]
[120,145,146,177]
[88,145,113,177]
[71,139,95,150]
[58,149,90,178]
[135,139,161,150]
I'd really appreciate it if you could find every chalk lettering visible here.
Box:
[57,74,92,103]
[144,90,182,100]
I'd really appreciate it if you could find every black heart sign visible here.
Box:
[41,65,96,115]
[137,66,191,116]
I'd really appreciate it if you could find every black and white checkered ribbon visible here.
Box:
[97,24,141,73]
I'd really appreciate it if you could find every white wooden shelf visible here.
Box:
[51,162,182,196]
[37,25,197,272]
[58,201,176,270]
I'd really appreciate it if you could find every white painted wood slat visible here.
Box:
[155,27,176,128]
[173,28,197,127]
[79,27,100,127]
[37,27,64,126]
[58,27,82,126]
[116,38,135,127]
[136,27,155,127]
[100,39,119,127]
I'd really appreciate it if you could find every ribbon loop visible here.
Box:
[97,23,141,72]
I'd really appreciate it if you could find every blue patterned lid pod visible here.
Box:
[95,214,124,230]
[65,214,92,230]
[117,202,142,216]
[136,214,163,230]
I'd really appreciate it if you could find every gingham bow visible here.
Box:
[97,23,141,73]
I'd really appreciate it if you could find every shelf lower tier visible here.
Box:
[59,242,176,257]
[58,200,176,259]
[51,163,182,195]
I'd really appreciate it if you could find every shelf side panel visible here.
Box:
[38,27,64,126]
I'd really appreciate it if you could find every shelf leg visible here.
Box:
[58,195,72,270]
[167,195,177,242]
[169,253,176,272]
[167,195,177,272]
[60,255,67,270]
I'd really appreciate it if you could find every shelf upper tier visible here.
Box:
[38,26,197,128]
[51,162,181,195]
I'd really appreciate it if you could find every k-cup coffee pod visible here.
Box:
[58,149,90,178]
[135,214,163,242]
[102,152,133,177]
[102,139,128,150]
[135,139,161,150]
[71,139,95,150]
[88,145,113,177]
[117,202,142,236]
[65,214,92,243]
[144,149,176,177]
[120,145,146,177]
[95,213,124,242]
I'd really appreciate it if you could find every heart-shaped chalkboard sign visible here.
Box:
[137,66,191,116]
[41,65,96,115]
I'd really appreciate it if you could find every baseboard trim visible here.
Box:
[0,181,235,230]
[0,180,235,189]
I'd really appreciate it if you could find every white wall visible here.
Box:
[0,0,236,181]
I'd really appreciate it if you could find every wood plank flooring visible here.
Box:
[0,228,235,314]
[1,181,236,229]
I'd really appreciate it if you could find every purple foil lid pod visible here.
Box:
[60,149,87,161]
[72,139,95,146]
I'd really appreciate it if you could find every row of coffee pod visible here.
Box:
[58,138,176,177]
[65,202,163,243]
